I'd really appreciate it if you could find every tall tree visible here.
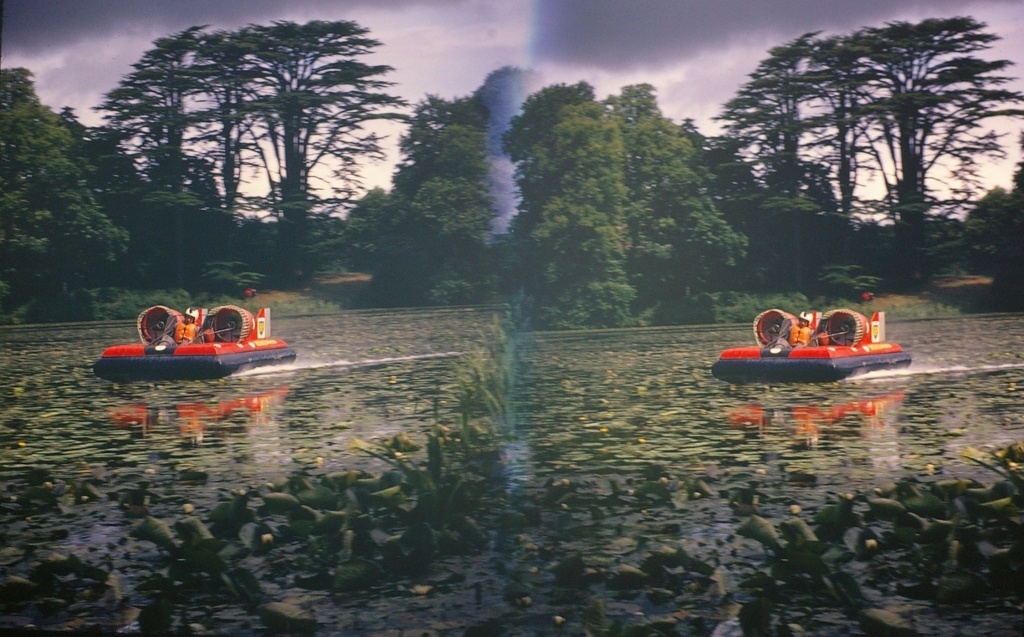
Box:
[192,29,258,215]
[98,27,217,288]
[0,69,126,307]
[717,35,830,289]
[506,85,634,328]
[965,136,1024,310]
[858,17,1024,282]
[805,34,872,222]
[238,20,403,279]
[347,95,495,306]
[605,84,746,314]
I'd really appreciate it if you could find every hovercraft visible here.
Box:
[711,309,911,383]
[94,305,296,382]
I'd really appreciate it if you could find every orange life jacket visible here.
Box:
[789,325,812,347]
[175,322,199,344]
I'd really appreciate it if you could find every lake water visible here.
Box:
[1,309,1023,633]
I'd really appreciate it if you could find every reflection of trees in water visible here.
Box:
[727,392,905,447]
[108,386,289,444]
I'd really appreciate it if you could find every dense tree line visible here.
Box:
[2,16,1022,326]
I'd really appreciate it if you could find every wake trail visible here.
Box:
[235,351,464,377]
[853,361,1024,382]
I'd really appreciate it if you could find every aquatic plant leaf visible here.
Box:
[138,597,173,635]
[454,515,487,547]
[786,548,828,576]
[333,559,381,592]
[901,494,946,519]
[826,571,862,606]
[18,485,57,508]
[387,431,420,452]
[81,482,105,502]
[295,486,337,510]
[932,479,971,499]
[291,505,322,522]
[980,497,1017,518]
[738,596,773,637]
[779,517,819,548]
[606,564,648,590]
[918,520,954,544]
[312,511,347,536]
[259,601,317,633]
[221,567,262,603]
[131,516,176,550]
[260,492,301,515]
[174,516,214,546]
[370,485,408,510]
[859,608,917,637]
[178,546,227,574]
[737,515,781,551]
[867,498,906,521]
[582,598,608,637]
[936,571,986,604]
[634,481,672,502]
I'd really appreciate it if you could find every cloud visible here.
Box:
[2,0,462,53]
[532,0,1019,70]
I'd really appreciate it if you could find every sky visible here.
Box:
[4,0,1024,199]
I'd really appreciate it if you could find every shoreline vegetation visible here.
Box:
[2,314,1024,636]
[4,16,1024,333]
[0,275,995,328]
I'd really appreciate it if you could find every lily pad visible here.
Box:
[606,564,648,590]
[867,498,906,521]
[859,608,918,637]
[131,516,176,550]
[936,571,986,604]
[333,559,381,592]
[737,515,781,551]
[259,601,317,633]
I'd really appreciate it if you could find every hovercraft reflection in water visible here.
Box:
[711,309,911,383]
[727,392,905,447]
[109,386,289,443]
[94,305,296,382]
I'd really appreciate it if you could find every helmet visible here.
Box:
[185,308,200,320]
[799,311,813,322]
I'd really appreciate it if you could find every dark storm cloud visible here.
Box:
[533,0,1020,70]
[2,0,459,53]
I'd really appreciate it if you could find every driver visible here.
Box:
[175,308,200,344]
[788,312,814,348]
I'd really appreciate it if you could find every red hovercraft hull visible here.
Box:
[93,305,296,382]
[711,343,911,383]
[711,308,911,384]
[94,341,297,382]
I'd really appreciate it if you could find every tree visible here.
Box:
[98,27,220,288]
[0,69,127,308]
[606,84,746,317]
[717,35,833,290]
[805,34,873,222]
[346,95,495,306]
[191,29,259,214]
[237,20,404,279]
[505,86,634,328]
[858,17,1024,282]
[504,82,596,239]
[965,136,1024,310]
